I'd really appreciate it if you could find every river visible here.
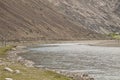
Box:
[19,43,120,80]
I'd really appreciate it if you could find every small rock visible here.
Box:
[12,48,16,51]
[24,60,34,67]
[90,78,94,80]
[15,70,20,74]
[5,78,13,80]
[4,67,13,73]
[81,73,89,77]
[83,77,91,80]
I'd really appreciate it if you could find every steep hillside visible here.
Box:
[46,0,120,34]
[0,0,112,41]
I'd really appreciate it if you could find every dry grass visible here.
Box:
[0,45,14,57]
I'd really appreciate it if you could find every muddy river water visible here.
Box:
[19,43,120,80]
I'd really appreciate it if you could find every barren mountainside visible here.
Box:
[0,0,119,41]
[46,0,120,33]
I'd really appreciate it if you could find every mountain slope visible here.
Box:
[0,0,111,41]
[46,0,120,34]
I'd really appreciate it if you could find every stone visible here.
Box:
[5,78,13,80]
[90,78,94,80]
[24,60,34,67]
[81,73,89,77]
[4,67,13,73]
[15,70,20,74]
[12,48,16,51]
[83,77,90,80]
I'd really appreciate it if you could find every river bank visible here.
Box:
[56,40,120,47]
[0,46,94,80]
[6,45,94,80]
[2,40,120,47]
[0,46,72,80]
[13,40,120,47]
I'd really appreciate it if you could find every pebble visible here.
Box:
[81,73,89,77]
[15,70,20,74]
[90,78,94,80]
[12,48,16,51]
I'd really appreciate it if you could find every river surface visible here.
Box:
[19,43,120,80]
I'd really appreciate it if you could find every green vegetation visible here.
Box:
[108,33,120,40]
[0,63,72,80]
[113,35,120,40]
[0,45,13,57]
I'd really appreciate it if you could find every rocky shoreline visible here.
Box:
[7,46,35,67]
[6,46,94,80]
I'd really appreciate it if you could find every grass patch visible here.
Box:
[108,33,120,40]
[0,63,72,80]
[112,35,120,39]
[0,45,13,57]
